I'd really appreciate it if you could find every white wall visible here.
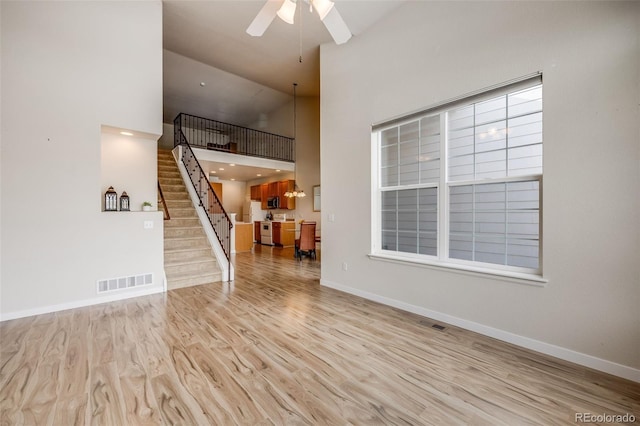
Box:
[320,1,640,378]
[254,97,321,224]
[101,130,158,211]
[214,179,246,218]
[1,1,164,319]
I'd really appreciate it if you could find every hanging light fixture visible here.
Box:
[277,0,296,24]
[285,83,306,198]
[311,0,334,20]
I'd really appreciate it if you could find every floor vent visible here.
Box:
[431,324,446,331]
[97,273,153,294]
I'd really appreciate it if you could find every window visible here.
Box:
[373,75,543,278]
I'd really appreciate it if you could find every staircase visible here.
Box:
[158,149,222,289]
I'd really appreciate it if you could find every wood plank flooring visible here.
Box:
[1,245,638,425]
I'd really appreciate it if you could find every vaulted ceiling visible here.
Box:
[162,0,404,125]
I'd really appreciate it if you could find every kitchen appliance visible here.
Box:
[272,213,287,221]
[242,201,265,224]
[267,196,279,209]
[260,221,273,246]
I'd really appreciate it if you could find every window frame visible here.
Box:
[370,74,545,283]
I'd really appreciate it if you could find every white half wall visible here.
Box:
[1,1,164,319]
[320,1,640,378]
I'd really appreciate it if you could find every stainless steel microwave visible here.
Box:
[267,196,279,209]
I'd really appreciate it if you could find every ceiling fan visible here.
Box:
[246,0,352,45]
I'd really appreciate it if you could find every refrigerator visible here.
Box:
[243,201,266,224]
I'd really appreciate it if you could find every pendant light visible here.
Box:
[285,83,305,198]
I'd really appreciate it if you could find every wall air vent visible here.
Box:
[97,273,153,294]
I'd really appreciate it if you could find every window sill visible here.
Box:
[367,253,548,287]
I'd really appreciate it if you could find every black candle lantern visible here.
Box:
[105,186,117,211]
[120,191,130,211]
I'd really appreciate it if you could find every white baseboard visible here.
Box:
[320,278,640,383]
[0,286,164,322]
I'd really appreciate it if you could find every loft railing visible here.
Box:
[175,129,233,274]
[174,113,295,162]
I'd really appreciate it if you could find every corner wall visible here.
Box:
[320,1,640,378]
[1,1,164,319]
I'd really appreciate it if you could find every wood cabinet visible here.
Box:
[272,221,281,245]
[254,221,261,243]
[280,222,295,246]
[250,185,261,201]
[278,180,296,210]
[260,184,269,210]
[273,221,295,247]
[235,223,253,252]
[259,179,296,210]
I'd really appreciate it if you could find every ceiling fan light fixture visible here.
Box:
[312,0,334,21]
[277,0,296,24]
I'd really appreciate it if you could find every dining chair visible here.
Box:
[295,222,317,260]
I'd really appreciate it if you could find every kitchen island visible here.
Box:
[234,222,254,252]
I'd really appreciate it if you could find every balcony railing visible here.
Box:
[174,113,295,163]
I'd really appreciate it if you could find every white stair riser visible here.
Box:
[167,273,222,290]
[164,218,201,228]
[165,249,212,263]
[166,260,219,277]
[164,227,206,238]
[164,237,209,250]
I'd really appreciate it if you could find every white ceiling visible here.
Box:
[162,0,404,181]
[163,0,405,123]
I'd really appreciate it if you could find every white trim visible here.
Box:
[368,252,547,285]
[0,286,164,322]
[320,278,640,383]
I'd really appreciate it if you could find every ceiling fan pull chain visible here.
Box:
[299,0,303,63]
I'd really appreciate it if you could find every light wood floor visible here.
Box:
[1,245,638,425]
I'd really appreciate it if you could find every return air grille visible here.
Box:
[97,273,153,294]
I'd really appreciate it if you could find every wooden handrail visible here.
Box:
[157,181,170,220]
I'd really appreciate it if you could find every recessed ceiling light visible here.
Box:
[211,170,217,174]
[120,131,133,136]
[231,178,236,181]
[200,82,206,87]
[219,168,225,171]
[229,163,235,167]
[276,169,281,172]
[257,174,262,177]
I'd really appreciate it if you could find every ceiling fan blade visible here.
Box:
[246,0,283,37]
[322,6,352,45]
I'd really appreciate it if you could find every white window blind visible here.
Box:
[374,74,543,277]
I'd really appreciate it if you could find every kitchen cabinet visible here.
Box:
[254,221,261,243]
[235,223,253,252]
[260,184,269,210]
[280,222,295,246]
[278,180,296,210]
[268,182,279,197]
[272,221,281,245]
[259,179,296,210]
[273,221,295,247]
[250,185,261,201]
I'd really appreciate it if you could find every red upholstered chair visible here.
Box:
[295,222,317,260]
